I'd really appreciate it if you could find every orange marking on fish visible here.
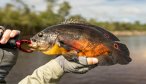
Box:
[72,39,93,50]
[71,39,110,57]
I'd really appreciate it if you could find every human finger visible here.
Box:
[74,67,89,74]
[10,30,20,38]
[87,57,98,65]
[0,29,11,44]
[78,56,98,65]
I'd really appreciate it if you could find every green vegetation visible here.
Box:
[0,0,145,36]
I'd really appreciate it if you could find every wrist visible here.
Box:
[40,59,64,78]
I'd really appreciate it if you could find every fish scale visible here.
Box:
[30,22,131,64]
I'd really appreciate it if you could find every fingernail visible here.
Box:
[0,38,6,44]
[93,58,98,64]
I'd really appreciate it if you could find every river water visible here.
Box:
[6,36,146,84]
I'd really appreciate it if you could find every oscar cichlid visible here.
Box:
[29,21,131,65]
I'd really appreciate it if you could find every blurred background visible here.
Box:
[0,0,146,84]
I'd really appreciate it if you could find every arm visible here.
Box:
[19,56,98,84]
[0,27,20,83]
[0,48,18,83]
[19,60,64,84]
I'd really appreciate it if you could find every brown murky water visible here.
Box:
[6,36,146,84]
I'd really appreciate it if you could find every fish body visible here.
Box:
[30,23,131,64]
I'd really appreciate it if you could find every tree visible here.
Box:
[0,0,145,36]
[58,1,71,17]
[15,0,30,13]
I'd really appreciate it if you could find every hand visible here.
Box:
[54,55,98,74]
[0,26,20,82]
[0,26,20,44]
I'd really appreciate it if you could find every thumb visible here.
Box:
[78,56,98,65]
[87,57,98,65]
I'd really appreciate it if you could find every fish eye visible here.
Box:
[114,43,119,49]
[38,32,43,37]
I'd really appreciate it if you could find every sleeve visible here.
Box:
[0,48,18,83]
[19,60,64,84]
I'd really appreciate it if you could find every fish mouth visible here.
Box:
[28,42,38,50]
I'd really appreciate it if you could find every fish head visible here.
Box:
[110,42,132,65]
[30,31,58,51]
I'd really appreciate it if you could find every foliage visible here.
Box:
[0,0,145,36]
[88,19,146,31]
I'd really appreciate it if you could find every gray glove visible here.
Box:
[55,55,97,74]
[0,48,18,83]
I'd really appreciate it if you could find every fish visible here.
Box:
[29,21,131,65]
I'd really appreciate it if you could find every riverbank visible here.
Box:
[20,30,146,37]
[111,31,146,36]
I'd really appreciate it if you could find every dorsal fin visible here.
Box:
[60,18,119,41]
[61,19,87,24]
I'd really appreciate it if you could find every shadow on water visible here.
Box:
[6,36,146,84]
